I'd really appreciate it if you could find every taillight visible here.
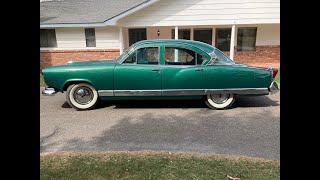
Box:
[272,68,278,78]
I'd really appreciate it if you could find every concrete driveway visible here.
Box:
[40,88,280,160]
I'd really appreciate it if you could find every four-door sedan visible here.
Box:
[41,39,279,110]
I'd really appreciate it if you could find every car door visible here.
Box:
[161,45,208,95]
[114,46,162,96]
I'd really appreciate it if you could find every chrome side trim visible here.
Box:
[98,90,114,96]
[163,88,268,96]
[42,87,57,96]
[114,90,162,96]
[206,88,269,95]
[269,81,279,95]
[98,88,269,97]
[162,89,206,96]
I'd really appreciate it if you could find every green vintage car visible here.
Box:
[42,39,279,110]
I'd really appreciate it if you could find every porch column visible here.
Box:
[175,26,178,39]
[174,26,179,62]
[212,27,215,47]
[190,27,194,40]
[119,27,123,54]
[230,24,235,60]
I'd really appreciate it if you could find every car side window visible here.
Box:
[212,49,234,65]
[123,47,159,65]
[164,47,204,65]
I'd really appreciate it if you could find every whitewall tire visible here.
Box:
[66,83,99,110]
[205,94,235,110]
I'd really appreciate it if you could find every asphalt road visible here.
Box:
[40,88,280,160]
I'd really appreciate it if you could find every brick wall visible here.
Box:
[224,46,280,68]
[40,46,280,69]
[40,49,120,68]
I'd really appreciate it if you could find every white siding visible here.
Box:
[256,24,280,46]
[50,27,121,49]
[118,0,280,27]
[95,26,120,48]
[55,28,86,48]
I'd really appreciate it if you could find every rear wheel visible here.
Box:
[205,94,235,109]
[66,83,99,110]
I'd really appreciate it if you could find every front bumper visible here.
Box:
[269,81,279,95]
[42,87,57,96]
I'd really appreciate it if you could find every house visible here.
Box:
[40,0,280,68]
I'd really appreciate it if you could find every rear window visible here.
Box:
[212,49,234,65]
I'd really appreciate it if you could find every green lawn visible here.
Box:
[275,68,280,84]
[40,152,280,180]
[40,73,45,87]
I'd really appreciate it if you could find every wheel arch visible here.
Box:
[62,79,94,92]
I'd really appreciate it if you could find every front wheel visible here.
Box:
[66,83,99,110]
[205,94,235,110]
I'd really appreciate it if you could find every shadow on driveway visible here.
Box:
[43,108,280,160]
[61,95,279,109]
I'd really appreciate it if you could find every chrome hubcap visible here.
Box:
[73,87,93,105]
[210,94,230,104]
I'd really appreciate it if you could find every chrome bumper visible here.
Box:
[269,81,279,95]
[42,87,57,96]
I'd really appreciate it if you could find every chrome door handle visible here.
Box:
[195,68,204,71]
[152,69,161,72]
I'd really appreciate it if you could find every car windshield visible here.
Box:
[212,49,235,65]
[115,47,133,63]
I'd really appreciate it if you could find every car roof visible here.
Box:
[132,39,216,54]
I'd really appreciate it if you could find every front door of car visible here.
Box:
[114,46,162,96]
[161,46,208,95]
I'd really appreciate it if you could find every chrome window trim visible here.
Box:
[163,46,206,66]
[120,46,161,65]
[206,50,217,65]
[206,49,235,66]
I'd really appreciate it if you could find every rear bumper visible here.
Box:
[269,81,279,95]
[42,87,57,96]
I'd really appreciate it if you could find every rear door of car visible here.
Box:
[160,45,209,95]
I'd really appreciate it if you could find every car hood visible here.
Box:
[42,59,117,72]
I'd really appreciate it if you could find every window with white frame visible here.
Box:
[40,29,57,48]
[237,27,257,51]
[85,28,96,47]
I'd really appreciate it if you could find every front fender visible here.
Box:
[61,79,94,92]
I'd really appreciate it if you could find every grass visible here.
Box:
[40,152,280,180]
[40,73,46,87]
[275,68,280,84]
